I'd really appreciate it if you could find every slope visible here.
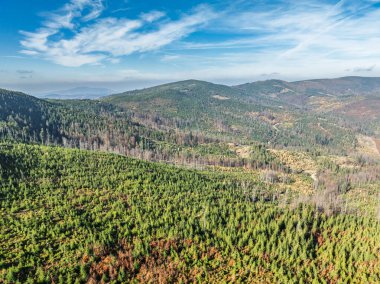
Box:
[103,80,357,154]
[0,88,282,169]
[236,77,380,131]
[1,143,380,283]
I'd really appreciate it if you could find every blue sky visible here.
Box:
[1,0,380,93]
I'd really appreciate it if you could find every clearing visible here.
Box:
[357,135,380,157]
[212,95,230,100]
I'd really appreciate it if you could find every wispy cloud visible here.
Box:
[188,0,380,59]
[140,11,165,22]
[353,65,376,72]
[20,1,215,67]
[17,70,34,74]
[161,55,181,62]
[17,69,34,79]
[172,0,380,80]
[41,0,104,29]
[0,55,26,59]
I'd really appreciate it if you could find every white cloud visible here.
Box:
[172,0,380,79]
[161,55,181,61]
[140,11,166,22]
[20,1,215,67]
[41,0,104,30]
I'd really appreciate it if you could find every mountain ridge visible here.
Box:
[105,76,380,99]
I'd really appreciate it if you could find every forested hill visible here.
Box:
[0,88,131,147]
[104,78,378,154]
[105,76,380,109]
[105,76,380,128]
[1,76,380,161]
[236,76,380,98]
[1,88,286,168]
[235,77,380,126]
[1,143,380,283]
[105,76,380,145]
[0,89,52,140]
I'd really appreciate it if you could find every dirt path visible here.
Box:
[357,135,380,157]
[374,138,380,155]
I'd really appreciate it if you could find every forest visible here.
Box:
[1,77,380,283]
[1,144,380,283]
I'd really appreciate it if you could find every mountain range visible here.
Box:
[1,76,379,169]
[1,76,380,283]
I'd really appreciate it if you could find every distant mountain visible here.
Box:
[290,76,380,96]
[38,87,115,99]
[235,76,380,100]
[2,76,380,157]
[103,79,247,114]
[235,77,380,124]
[103,78,372,152]
[105,76,380,110]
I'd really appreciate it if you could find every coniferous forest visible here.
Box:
[1,77,380,283]
[2,0,380,282]
[1,144,380,283]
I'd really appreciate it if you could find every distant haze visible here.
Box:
[37,87,115,99]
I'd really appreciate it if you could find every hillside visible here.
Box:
[291,76,380,96]
[2,76,379,165]
[236,76,380,104]
[0,88,285,169]
[0,88,136,147]
[1,144,380,283]
[2,77,380,159]
[103,80,251,125]
[236,77,380,135]
[103,79,360,154]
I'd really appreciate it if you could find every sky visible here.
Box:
[0,0,380,93]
